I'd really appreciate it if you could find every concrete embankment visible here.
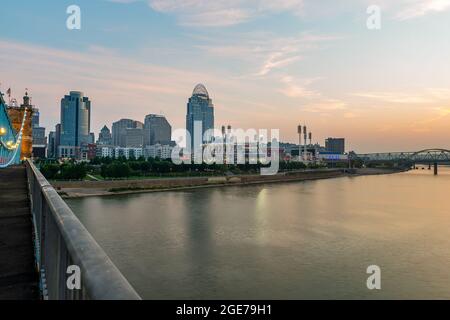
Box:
[53,168,401,199]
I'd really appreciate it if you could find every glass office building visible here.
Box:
[60,91,91,147]
[186,84,214,149]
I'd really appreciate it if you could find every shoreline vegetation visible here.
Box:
[54,167,404,199]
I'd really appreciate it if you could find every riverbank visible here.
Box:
[53,167,403,199]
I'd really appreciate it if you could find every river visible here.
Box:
[67,167,450,299]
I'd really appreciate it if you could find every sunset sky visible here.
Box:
[1,0,449,152]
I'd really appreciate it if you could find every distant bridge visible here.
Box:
[353,149,450,163]
[352,149,450,175]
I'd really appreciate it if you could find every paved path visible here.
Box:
[0,166,38,299]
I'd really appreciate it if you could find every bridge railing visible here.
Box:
[26,159,141,300]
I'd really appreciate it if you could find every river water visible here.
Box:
[67,167,450,299]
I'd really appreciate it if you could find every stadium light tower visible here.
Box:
[303,125,307,162]
[297,125,302,162]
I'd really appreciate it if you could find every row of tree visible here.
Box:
[39,162,87,180]
[38,157,328,180]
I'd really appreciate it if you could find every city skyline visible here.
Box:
[1,0,450,153]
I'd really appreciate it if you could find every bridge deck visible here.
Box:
[0,166,38,300]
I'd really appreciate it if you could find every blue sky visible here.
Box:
[1,0,450,152]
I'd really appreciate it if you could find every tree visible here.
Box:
[40,164,60,180]
[101,162,131,178]
[59,163,87,180]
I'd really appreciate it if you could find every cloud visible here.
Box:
[302,99,347,116]
[258,52,302,76]
[278,75,319,98]
[395,0,450,20]
[0,39,241,134]
[109,0,450,26]
[147,0,304,26]
[352,88,450,104]
[195,32,341,77]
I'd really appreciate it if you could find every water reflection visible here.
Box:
[67,167,450,299]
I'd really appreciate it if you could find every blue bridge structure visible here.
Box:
[0,91,27,168]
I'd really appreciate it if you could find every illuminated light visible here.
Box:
[0,127,6,136]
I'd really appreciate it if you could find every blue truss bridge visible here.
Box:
[0,90,27,168]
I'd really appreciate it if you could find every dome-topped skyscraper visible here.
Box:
[186,84,214,149]
[192,84,209,97]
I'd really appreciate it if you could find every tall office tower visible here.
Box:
[125,128,144,148]
[59,91,91,158]
[89,132,95,144]
[32,127,47,158]
[144,114,172,146]
[48,131,55,158]
[325,138,345,154]
[186,84,214,149]
[32,107,40,127]
[30,106,47,158]
[97,125,112,145]
[55,123,61,157]
[112,119,143,147]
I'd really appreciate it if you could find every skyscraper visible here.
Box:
[59,91,91,158]
[55,123,61,156]
[186,84,214,149]
[125,128,144,148]
[32,107,40,127]
[31,106,47,158]
[47,131,56,158]
[144,114,172,146]
[112,119,143,147]
[97,125,112,145]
